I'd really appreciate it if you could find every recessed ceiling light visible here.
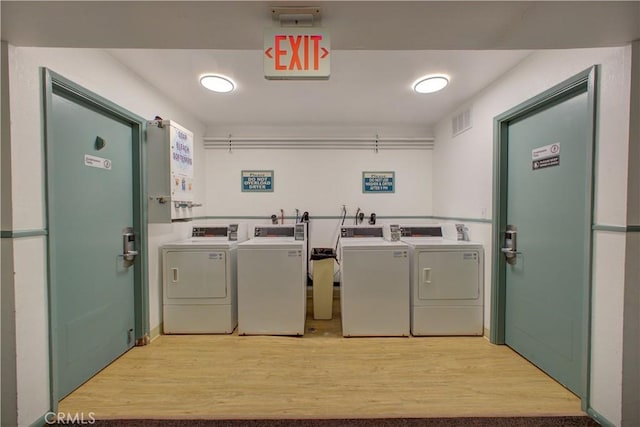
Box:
[413,75,449,94]
[200,74,235,93]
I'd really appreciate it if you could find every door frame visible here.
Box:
[490,66,598,406]
[42,68,149,409]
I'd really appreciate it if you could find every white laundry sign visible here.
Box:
[84,154,112,171]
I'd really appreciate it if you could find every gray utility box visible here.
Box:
[147,119,196,222]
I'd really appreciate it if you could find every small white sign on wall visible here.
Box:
[84,154,112,171]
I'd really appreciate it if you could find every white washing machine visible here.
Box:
[237,223,307,336]
[162,224,247,334]
[398,225,484,336]
[339,226,410,337]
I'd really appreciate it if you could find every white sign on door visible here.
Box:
[532,143,560,160]
[531,143,560,171]
[84,154,112,171]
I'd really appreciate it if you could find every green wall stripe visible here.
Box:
[429,215,493,224]
[195,215,492,223]
[587,408,616,427]
[4,223,633,236]
[593,224,626,232]
[1,229,48,238]
[593,224,640,232]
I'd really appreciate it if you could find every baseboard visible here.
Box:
[29,413,47,427]
[150,324,163,341]
[588,407,616,427]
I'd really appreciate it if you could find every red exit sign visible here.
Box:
[264,28,330,80]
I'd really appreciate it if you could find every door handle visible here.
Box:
[171,268,179,283]
[422,268,431,285]
[502,225,520,265]
[122,227,138,267]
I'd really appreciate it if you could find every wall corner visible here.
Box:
[1,39,19,427]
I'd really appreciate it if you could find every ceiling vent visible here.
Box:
[452,108,472,137]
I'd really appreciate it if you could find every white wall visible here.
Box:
[621,40,640,427]
[203,124,433,269]
[7,46,206,426]
[1,40,19,427]
[622,232,640,427]
[432,46,632,425]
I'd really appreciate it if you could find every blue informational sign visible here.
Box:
[242,170,274,192]
[362,171,395,193]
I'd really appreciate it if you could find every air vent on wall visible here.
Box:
[452,108,472,137]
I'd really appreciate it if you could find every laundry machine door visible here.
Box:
[237,247,305,335]
[341,248,410,336]
[417,250,480,301]
[165,250,227,299]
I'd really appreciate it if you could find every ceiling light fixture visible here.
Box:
[413,75,449,94]
[200,74,235,93]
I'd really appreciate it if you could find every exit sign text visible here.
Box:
[264,28,330,80]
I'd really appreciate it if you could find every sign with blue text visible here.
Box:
[363,171,395,193]
[242,170,274,192]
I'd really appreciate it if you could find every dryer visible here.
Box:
[237,223,307,336]
[162,224,247,334]
[339,226,410,337]
[398,225,484,336]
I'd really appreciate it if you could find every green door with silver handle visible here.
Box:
[48,89,137,399]
[496,70,595,398]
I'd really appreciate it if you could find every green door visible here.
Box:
[503,89,591,396]
[49,92,136,399]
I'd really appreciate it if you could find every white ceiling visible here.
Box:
[2,1,639,129]
[107,49,531,127]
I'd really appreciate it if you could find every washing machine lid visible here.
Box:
[340,237,408,250]
[402,237,483,250]
[238,237,304,250]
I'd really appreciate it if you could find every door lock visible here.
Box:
[502,225,520,265]
[122,227,138,267]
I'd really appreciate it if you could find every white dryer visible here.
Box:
[398,225,484,336]
[162,224,247,334]
[237,224,307,336]
[339,226,410,337]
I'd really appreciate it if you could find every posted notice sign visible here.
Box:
[532,142,560,171]
[242,170,274,192]
[363,171,395,193]
[264,28,330,80]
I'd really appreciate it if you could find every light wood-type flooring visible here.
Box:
[59,297,583,420]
